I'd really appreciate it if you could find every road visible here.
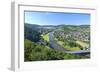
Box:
[49,31,90,54]
[65,50,90,54]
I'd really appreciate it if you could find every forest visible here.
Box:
[24,23,90,61]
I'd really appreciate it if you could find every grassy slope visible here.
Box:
[42,33,49,42]
[76,41,89,48]
[55,38,80,51]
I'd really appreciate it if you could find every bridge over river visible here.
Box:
[49,31,90,55]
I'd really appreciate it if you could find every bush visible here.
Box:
[24,39,86,61]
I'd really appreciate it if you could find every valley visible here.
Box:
[24,23,90,61]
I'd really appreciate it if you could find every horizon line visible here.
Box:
[24,23,90,26]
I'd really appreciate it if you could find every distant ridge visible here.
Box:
[24,23,90,28]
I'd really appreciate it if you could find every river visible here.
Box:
[49,31,90,54]
[49,31,66,52]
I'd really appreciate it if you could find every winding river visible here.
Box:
[49,31,90,54]
[49,31,66,52]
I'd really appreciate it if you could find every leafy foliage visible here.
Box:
[24,25,41,42]
[24,24,90,61]
[24,39,87,61]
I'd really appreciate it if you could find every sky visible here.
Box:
[24,11,90,25]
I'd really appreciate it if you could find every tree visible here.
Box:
[24,26,41,42]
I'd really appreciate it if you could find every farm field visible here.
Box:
[42,33,49,42]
